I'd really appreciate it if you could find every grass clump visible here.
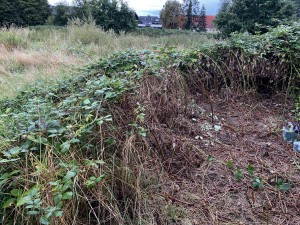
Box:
[0,29,27,49]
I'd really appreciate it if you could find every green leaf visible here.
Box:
[84,159,105,168]
[39,216,50,225]
[60,141,70,153]
[56,201,63,208]
[246,164,254,176]
[95,174,106,182]
[17,195,32,206]
[70,138,80,144]
[10,189,22,197]
[54,194,62,204]
[63,170,77,181]
[253,177,263,189]
[34,198,41,205]
[208,155,214,162]
[49,182,59,186]
[3,147,21,158]
[62,191,73,200]
[27,211,40,215]
[23,186,39,197]
[0,170,20,180]
[226,161,234,169]
[28,136,48,145]
[105,92,115,99]
[235,169,243,181]
[54,210,63,217]
[0,158,20,163]
[83,98,91,105]
[278,183,292,193]
[2,198,16,208]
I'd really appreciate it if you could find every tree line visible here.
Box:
[214,0,300,36]
[159,0,300,34]
[0,0,50,28]
[0,0,137,33]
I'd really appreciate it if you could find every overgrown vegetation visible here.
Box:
[214,0,296,36]
[0,22,299,224]
[0,21,215,98]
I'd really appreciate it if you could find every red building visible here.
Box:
[177,15,216,31]
[205,15,216,30]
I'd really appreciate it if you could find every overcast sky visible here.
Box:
[48,0,220,16]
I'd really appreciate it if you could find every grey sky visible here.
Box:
[48,0,220,16]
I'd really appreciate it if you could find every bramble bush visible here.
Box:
[0,22,299,224]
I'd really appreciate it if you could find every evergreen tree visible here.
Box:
[160,0,183,29]
[198,4,207,32]
[185,0,193,29]
[214,0,295,36]
[183,0,200,30]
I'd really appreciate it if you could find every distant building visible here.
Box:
[177,15,216,32]
[205,16,216,31]
[138,15,162,29]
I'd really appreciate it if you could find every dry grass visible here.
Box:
[0,22,214,98]
[124,68,300,224]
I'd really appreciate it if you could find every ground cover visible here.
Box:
[0,22,299,224]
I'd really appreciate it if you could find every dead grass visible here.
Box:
[0,23,214,98]
[93,65,299,224]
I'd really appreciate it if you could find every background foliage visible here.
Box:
[214,0,296,36]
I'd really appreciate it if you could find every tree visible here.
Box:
[185,0,193,29]
[160,0,183,29]
[198,4,207,32]
[53,3,70,26]
[292,0,300,17]
[214,0,296,36]
[19,0,51,26]
[0,0,22,28]
[75,0,137,33]
[53,3,72,26]
[183,0,200,29]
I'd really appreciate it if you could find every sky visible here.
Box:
[48,0,220,16]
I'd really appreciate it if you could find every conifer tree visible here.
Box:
[198,4,207,32]
[214,0,295,36]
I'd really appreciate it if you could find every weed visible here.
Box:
[235,169,244,181]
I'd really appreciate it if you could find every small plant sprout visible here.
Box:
[276,178,292,193]
[235,169,243,181]
[246,164,254,176]
[208,155,214,162]
[253,177,263,189]
[226,161,234,169]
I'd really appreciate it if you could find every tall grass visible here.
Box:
[0,21,215,98]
